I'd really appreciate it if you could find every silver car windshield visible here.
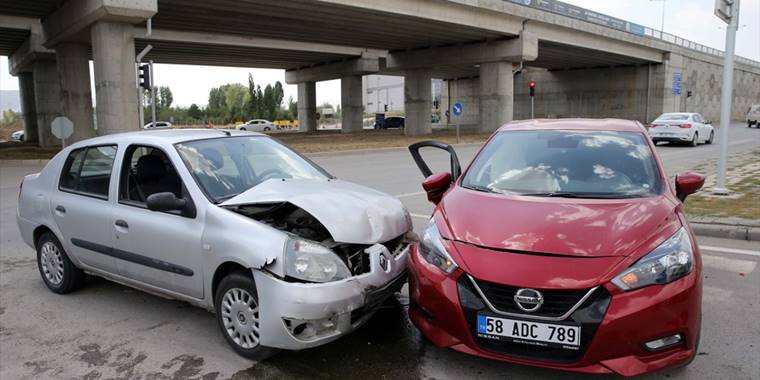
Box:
[461,130,663,199]
[176,136,330,203]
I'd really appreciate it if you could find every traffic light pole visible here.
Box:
[135,45,153,129]
[150,60,157,129]
[714,0,739,195]
[531,97,535,119]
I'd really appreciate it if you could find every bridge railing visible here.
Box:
[644,27,759,67]
[499,0,760,68]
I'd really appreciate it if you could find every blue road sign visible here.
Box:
[672,72,682,96]
[452,102,463,116]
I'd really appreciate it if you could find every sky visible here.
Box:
[1,0,759,108]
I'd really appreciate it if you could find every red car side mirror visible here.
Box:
[422,172,452,205]
[675,172,705,202]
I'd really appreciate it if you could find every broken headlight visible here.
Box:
[419,221,458,273]
[612,227,694,291]
[285,238,351,283]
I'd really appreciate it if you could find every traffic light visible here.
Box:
[384,104,389,112]
[138,64,152,90]
[687,91,693,98]
[529,80,536,97]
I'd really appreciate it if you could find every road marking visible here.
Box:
[395,191,426,198]
[410,213,430,219]
[700,245,760,257]
[701,255,756,274]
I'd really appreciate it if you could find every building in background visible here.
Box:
[362,75,442,115]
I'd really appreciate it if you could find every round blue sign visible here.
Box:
[452,102,463,116]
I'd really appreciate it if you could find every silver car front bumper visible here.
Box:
[253,243,409,350]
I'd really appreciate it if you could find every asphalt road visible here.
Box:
[0,123,758,379]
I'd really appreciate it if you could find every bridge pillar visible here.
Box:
[479,61,514,132]
[32,60,62,147]
[341,76,363,133]
[298,81,317,132]
[91,21,139,134]
[17,72,38,144]
[404,69,433,136]
[649,53,685,121]
[56,42,96,142]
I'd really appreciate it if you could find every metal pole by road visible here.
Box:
[135,45,152,129]
[150,60,157,129]
[714,0,739,195]
[531,97,535,119]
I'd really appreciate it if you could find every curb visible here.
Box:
[691,222,760,241]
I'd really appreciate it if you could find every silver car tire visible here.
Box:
[36,232,86,294]
[706,131,714,145]
[215,271,279,360]
[691,133,698,147]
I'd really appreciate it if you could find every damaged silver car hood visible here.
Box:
[220,178,409,244]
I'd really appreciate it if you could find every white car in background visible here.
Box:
[11,130,25,142]
[747,105,760,128]
[649,112,714,147]
[237,119,275,132]
[142,121,174,130]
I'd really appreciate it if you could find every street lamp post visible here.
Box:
[649,0,667,33]
[713,0,740,195]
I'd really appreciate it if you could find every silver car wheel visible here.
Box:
[40,241,64,286]
[221,288,260,349]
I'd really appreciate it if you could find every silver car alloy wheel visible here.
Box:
[221,288,260,349]
[40,241,64,286]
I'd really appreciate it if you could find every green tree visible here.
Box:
[224,84,250,122]
[188,103,203,120]
[1,109,19,124]
[158,86,173,109]
[287,97,297,120]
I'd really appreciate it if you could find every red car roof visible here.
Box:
[497,118,645,133]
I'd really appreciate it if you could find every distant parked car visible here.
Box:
[747,105,760,128]
[237,119,275,132]
[11,130,25,142]
[376,116,405,130]
[142,121,174,130]
[649,112,714,147]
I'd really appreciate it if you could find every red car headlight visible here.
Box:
[419,222,458,274]
[612,227,694,291]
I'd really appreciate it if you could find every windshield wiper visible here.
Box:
[520,192,645,199]
[463,184,498,194]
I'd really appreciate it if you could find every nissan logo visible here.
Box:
[514,288,544,312]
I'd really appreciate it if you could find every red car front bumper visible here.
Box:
[408,244,702,377]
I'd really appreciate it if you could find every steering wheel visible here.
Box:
[257,168,290,182]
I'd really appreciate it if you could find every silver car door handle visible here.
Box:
[115,220,129,229]
[55,205,66,214]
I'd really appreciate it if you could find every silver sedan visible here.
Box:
[16,129,411,359]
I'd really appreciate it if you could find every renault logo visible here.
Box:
[514,288,544,312]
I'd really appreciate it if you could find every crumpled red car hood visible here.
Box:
[439,186,681,258]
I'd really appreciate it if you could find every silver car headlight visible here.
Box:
[419,221,458,273]
[612,227,694,291]
[284,238,351,283]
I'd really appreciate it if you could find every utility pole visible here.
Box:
[713,0,740,195]
[150,60,157,129]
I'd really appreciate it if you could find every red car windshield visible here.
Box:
[461,130,663,199]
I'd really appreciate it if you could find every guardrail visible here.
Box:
[501,0,760,68]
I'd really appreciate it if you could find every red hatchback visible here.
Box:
[407,119,705,377]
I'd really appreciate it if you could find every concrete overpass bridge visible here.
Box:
[1,0,759,146]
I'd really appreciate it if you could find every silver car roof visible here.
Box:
[66,129,265,149]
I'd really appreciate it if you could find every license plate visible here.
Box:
[477,314,581,349]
